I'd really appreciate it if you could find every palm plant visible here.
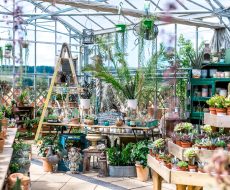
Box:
[187,50,204,69]
[84,37,144,100]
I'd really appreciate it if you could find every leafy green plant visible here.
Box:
[206,95,217,107]
[84,37,144,100]
[215,140,226,148]
[0,111,3,120]
[131,140,149,167]
[174,122,193,133]
[177,161,188,168]
[187,49,204,69]
[214,95,226,109]
[18,90,28,104]
[107,143,135,166]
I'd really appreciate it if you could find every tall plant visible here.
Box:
[84,36,144,100]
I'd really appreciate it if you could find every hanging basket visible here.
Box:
[21,40,29,49]
[82,29,95,45]
[142,19,153,30]
[115,23,126,33]
[134,20,158,40]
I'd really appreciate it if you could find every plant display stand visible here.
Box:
[147,155,225,190]
[35,43,80,140]
[204,113,230,128]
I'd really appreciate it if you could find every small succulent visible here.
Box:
[181,134,191,143]
[177,161,188,168]
[184,148,197,159]
[215,140,226,148]
[202,125,212,134]
[153,138,165,149]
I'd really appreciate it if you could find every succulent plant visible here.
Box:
[177,161,188,168]
[215,140,226,148]
[174,122,193,133]
[184,148,197,159]
[181,134,191,143]
[202,125,212,134]
[153,138,165,149]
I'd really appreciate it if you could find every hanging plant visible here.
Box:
[21,40,29,49]
[0,47,3,62]
[115,23,126,33]
[134,16,158,41]
[5,43,13,51]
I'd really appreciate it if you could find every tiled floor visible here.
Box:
[30,158,176,190]
[30,145,175,190]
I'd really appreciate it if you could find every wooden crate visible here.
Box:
[204,113,230,128]
[147,154,171,182]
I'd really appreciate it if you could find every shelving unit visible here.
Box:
[188,63,230,122]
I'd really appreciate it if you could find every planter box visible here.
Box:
[204,113,230,128]
[109,165,136,177]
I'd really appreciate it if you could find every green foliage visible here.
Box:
[12,177,22,190]
[174,122,193,133]
[201,125,212,134]
[187,50,204,69]
[177,161,188,168]
[153,138,165,149]
[215,140,226,148]
[0,111,3,120]
[184,148,196,159]
[131,140,149,167]
[9,163,21,173]
[107,143,135,166]
[84,37,144,100]
[0,105,12,118]
[18,90,28,103]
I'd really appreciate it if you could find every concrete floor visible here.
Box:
[29,158,176,190]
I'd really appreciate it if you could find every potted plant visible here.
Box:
[79,79,94,109]
[107,143,136,177]
[215,140,226,148]
[206,95,217,114]
[176,161,188,171]
[171,133,182,146]
[153,138,165,153]
[36,135,61,172]
[84,115,95,125]
[84,47,144,110]
[201,124,212,134]
[115,23,126,33]
[214,95,227,115]
[17,90,28,107]
[174,122,193,134]
[162,154,172,169]
[180,134,192,148]
[131,140,149,181]
[187,50,204,78]
[47,114,59,123]
[225,98,230,115]
[4,43,13,58]
[184,148,197,172]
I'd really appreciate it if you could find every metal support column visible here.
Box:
[12,0,16,96]
[196,26,199,56]
[34,7,37,114]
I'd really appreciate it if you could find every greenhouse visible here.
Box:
[0,0,230,189]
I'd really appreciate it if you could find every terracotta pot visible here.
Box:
[70,118,79,124]
[200,145,208,150]
[41,157,53,172]
[209,107,216,115]
[198,168,205,173]
[175,140,182,146]
[1,118,8,126]
[8,173,30,190]
[135,164,149,182]
[84,119,94,125]
[164,162,172,169]
[227,107,230,115]
[176,166,188,171]
[181,142,192,148]
[0,139,4,153]
[188,165,197,172]
[228,144,230,151]
[149,149,154,156]
[208,145,216,150]
[216,108,227,116]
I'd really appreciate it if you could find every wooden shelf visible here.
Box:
[4,128,17,148]
[168,141,229,162]
[0,148,13,190]
[204,113,230,128]
[147,155,171,182]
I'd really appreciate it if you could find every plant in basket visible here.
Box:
[180,134,192,148]
[176,161,188,171]
[184,148,197,172]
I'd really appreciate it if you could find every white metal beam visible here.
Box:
[37,0,224,29]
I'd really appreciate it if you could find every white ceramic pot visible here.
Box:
[80,99,90,109]
[127,99,138,109]
[220,73,225,78]
[202,88,208,97]
[209,69,217,78]
[192,69,201,78]
[225,72,230,78]
[219,89,227,97]
[201,70,208,78]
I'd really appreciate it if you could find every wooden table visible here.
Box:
[147,154,225,190]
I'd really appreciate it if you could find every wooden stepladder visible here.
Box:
[35,43,79,140]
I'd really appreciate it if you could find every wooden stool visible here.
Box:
[83,149,102,173]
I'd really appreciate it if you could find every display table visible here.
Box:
[0,148,14,190]
[147,155,225,190]
[4,128,17,148]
